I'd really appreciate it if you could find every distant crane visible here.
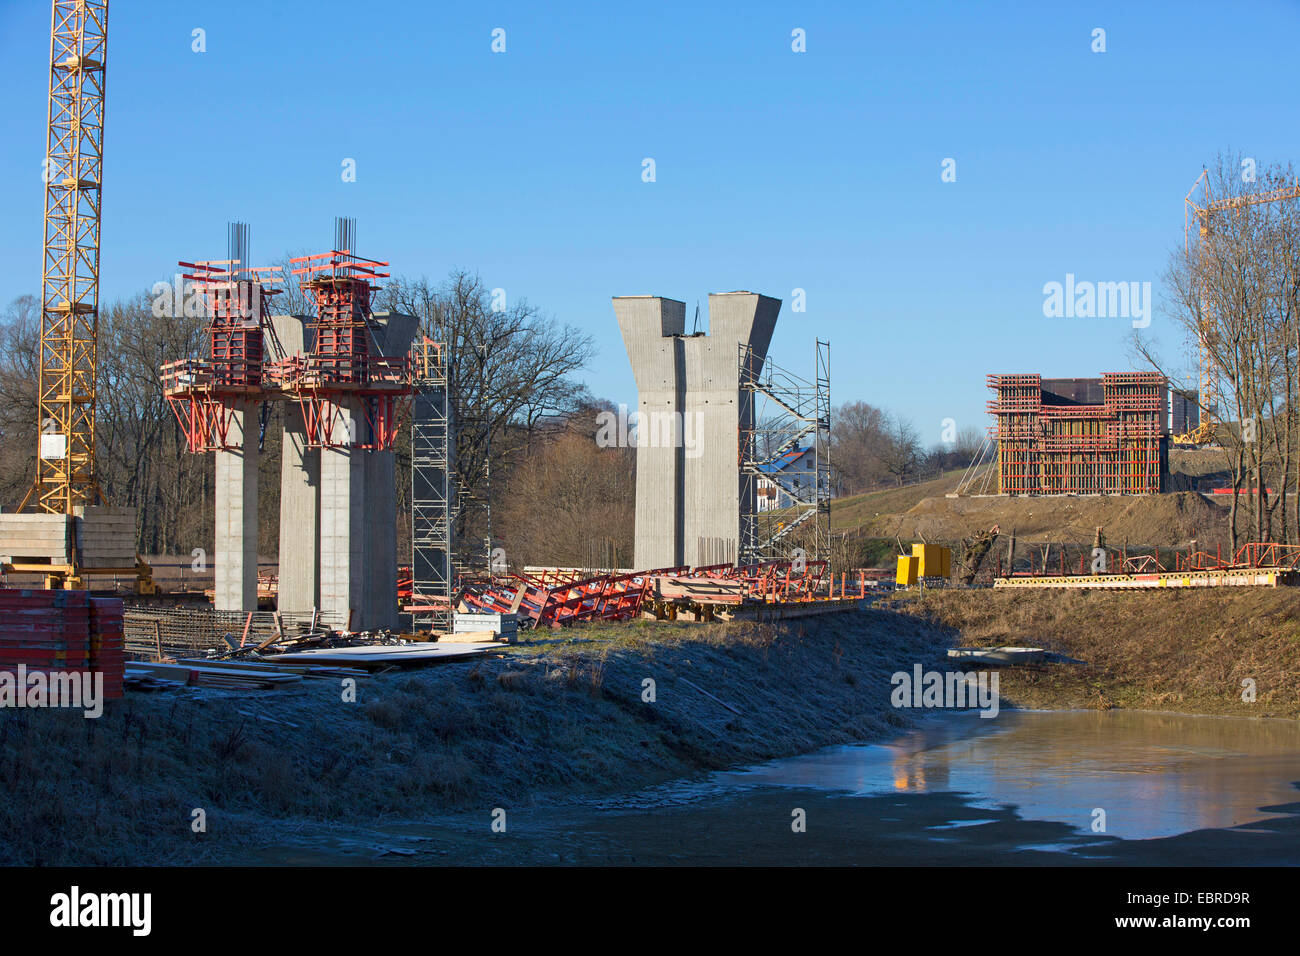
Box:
[1175,169,1300,447]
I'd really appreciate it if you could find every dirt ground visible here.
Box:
[832,450,1235,554]
[887,490,1229,548]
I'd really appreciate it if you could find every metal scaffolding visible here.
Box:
[739,339,831,565]
[410,339,453,629]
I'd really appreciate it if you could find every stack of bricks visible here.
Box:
[0,589,125,701]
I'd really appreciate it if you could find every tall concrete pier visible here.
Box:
[615,291,780,569]
[213,403,258,611]
[212,312,416,629]
[273,315,320,616]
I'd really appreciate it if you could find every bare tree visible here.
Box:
[1136,154,1300,548]
[380,271,596,564]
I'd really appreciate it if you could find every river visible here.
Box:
[255,710,1300,865]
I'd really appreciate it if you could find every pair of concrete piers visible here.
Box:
[213,312,417,630]
[614,291,780,570]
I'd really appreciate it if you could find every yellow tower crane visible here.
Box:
[7,0,154,592]
[1175,170,1300,447]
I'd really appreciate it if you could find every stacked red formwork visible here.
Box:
[89,596,125,700]
[0,589,124,701]
[0,589,88,676]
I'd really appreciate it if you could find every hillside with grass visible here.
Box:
[831,461,1233,565]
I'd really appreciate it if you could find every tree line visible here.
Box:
[830,400,984,495]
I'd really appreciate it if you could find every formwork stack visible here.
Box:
[0,590,125,700]
[987,372,1167,496]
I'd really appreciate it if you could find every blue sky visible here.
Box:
[1,0,1298,445]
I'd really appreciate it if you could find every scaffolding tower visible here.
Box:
[739,339,831,565]
[410,338,453,629]
[987,372,1167,495]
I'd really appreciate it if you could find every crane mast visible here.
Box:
[3,1,150,593]
[25,0,108,515]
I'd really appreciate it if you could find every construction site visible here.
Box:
[2,0,1300,891]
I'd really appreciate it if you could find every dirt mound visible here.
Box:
[878,491,1228,548]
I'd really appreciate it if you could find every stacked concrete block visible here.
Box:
[615,291,780,570]
[0,512,73,564]
[73,505,138,569]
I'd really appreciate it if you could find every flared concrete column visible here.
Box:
[614,296,686,569]
[214,403,258,611]
[682,292,780,567]
[616,291,780,571]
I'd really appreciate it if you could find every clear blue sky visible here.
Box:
[1,0,1297,445]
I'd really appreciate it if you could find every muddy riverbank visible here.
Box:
[895,588,1300,717]
[0,609,946,865]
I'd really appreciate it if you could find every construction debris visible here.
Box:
[459,559,869,629]
[260,641,505,669]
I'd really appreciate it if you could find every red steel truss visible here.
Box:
[987,372,1167,495]
[160,260,283,452]
[457,559,859,630]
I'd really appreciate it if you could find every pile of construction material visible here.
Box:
[0,589,125,700]
[119,606,512,693]
[458,560,869,628]
[0,505,138,572]
[125,658,367,691]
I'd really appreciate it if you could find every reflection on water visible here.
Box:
[712,710,1300,840]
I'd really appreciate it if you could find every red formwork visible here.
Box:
[685,559,830,601]
[463,567,691,628]
[273,250,415,451]
[988,372,1166,496]
[458,560,849,630]
[160,261,284,452]
[161,246,415,455]
[0,590,123,701]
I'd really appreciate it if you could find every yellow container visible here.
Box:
[896,555,919,587]
[911,543,951,579]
